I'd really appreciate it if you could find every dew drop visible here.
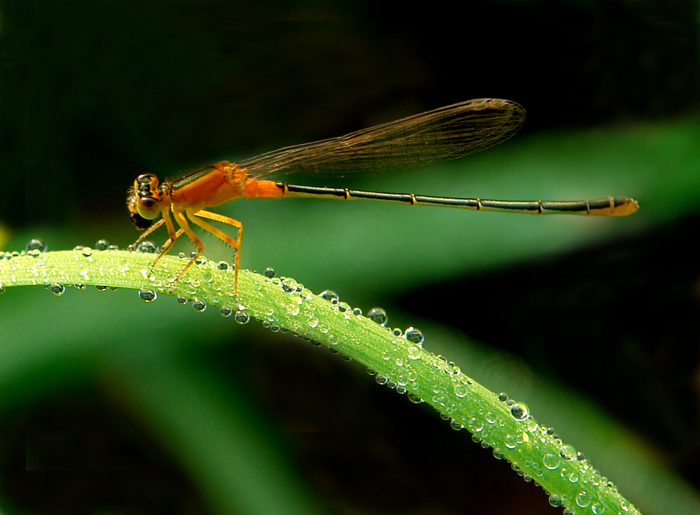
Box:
[176,296,188,304]
[543,453,561,470]
[50,283,66,296]
[281,277,298,293]
[576,491,591,508]
[220,306,233,317]
[95,239,110,250]
[138,289,157,303]
[193,299,207,312]
[404,327,424,345]
[510,402,529,420]
[264,267,276,278]
[25,238,47,253]
[136,241,158,253]
[591,502,605,514]
[407,345,421,360]
[560,444,577,461]
[454,384,468,398]
[217,261,230,271]
[498,392,509,402]
[319,289,339,302]
[234,310,250,324]
[367,307,388,326]
[548,494,563,508]
[407,393,423,404]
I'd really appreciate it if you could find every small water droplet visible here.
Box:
[407,346,421,360]
[138,289,157,303]
[220,306,233,317]
[591,502,605,514]
[136,241,158,253]
[543,453,561,470]
[281,277,298,292]
[319,289,339,302]
[510,402,529,420]
[50,283,66,296]
[404,327,424,345]
[498,392,509,402]
[234,309,250,324]
[25,238,48,253]
[560,444,577,461]
[454,384,468,398]
[95,239,110,250]
[193,299,206,312]
[264,267,276,278]
[367,307,388,326]
[548,494,563,508]
[217,261,230,271]
[176,296,188,304]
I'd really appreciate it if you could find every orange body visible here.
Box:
[170,161,283,213]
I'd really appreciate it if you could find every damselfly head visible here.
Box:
[127,173,162,229]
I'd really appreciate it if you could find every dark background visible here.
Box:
[2,1,700,514]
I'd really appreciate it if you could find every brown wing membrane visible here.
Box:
[237,98,525,180]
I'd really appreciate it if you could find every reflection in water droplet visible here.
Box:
[264,267,276,278]
[220,306,233,317]
[138,289,157,303]
[193,299,207,312]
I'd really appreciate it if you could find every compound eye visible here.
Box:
[130,212,154,230]
[137,196,161,220]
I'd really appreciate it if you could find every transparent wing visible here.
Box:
[237,98,526,180]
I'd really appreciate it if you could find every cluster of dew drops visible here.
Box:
[3,239,642,515]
